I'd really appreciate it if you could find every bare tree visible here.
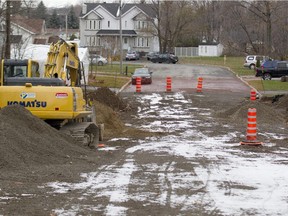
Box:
[149,0,194,53]
[236,1,287,56]
[0,0,36,59]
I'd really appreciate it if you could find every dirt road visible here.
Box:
[0,63,287,215]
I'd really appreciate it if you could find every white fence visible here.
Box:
[174,47,199,57]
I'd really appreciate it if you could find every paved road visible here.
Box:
[124,63,251,94]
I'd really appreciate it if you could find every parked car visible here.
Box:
[126,51,140,61]
[90,55,108,66]
[255,60,288,80]
[150,53,178,64]
[147,52,159,60]
[243,55,270,69]
[131,67,153,85]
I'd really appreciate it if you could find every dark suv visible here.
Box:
[255,60,288,80]
[150,53,178,64]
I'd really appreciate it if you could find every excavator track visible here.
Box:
[60,122,99,148]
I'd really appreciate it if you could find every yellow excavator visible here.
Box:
[0,39,99,148]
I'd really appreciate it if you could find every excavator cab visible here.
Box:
[0,59,40,86]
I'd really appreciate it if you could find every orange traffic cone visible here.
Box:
[250,89,257,101]
[136,77,141,93]
[240,108,263,145]
[166,76,172,92]
[196,77,203,93]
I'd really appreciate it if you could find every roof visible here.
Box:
[10,15,45,34]
[48,36,60,44]
[199,42,221,46]
[81,3,156,18]
[33,38,47,44]
[97,29,137,36]
[46,28,79,34]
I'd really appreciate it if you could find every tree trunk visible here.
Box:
[5,0,11,59]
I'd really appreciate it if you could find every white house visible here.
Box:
[9,15,47,58]
[198,43,224,57]
[79,2,159,56]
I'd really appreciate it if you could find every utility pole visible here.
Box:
[119,0,123,74]
[65,14,68,40]
[5,0,11,59]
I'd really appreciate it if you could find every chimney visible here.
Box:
[82,4,87,14]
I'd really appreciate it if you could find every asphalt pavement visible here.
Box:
[124,62,252,95]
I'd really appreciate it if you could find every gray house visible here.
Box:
[79,2,159,56]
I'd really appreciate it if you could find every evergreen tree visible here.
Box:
[47,10,61,28]
[33,1,47,20]
[67,6,79,29]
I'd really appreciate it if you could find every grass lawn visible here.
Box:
[247,80,288,91]
[88,74,130,89]
[88,62,144,89]
[181,56,254,76]
[88,62,143,88]
[90,63,143,76]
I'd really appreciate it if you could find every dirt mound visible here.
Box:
[88,87,128,111]
[91,89,160,139]
[274,94,288,109]
[216,99,285,125]
[93,100,125,138]
[0,105,92,171]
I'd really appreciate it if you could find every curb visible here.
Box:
[117,80,131,95]
[222,65,263,98]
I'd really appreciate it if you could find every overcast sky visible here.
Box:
[40,0,82,8]
[40,0,138,8]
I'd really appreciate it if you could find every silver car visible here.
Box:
[243,55,269,69]
[125,51,140,61]
[90,55,108,66]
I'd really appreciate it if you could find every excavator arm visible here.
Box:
[44,39,81,87]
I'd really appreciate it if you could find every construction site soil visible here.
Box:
[0,87,287,215]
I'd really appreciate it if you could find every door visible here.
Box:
[276,62,288,77]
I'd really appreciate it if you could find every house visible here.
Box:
[6,15,80,58]
[0,22,5,57]
[79,2,159,56]
[198,43,224,57]
[9,15,47,58]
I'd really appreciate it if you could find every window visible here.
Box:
[134,20,148,30]
[278,63,287,69]
[124,38,128,44]
[85,36,101,46]
[31,61,40,77]
[125,21,127,27]
[135,37,149,47]
[86,20,101,30]
[108,21,110,28]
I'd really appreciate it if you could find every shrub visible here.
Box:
[256,59,261,68]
